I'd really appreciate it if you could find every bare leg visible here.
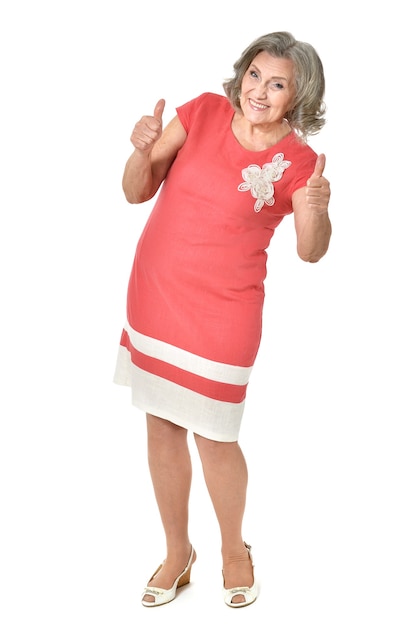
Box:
[143,414,195,603]
[194,434,254,602]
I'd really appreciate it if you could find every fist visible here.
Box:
[130,99,165,154]
[306,153,331,212]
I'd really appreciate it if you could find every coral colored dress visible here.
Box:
[114,92,317,441]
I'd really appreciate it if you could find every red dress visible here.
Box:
[114,92,317,441]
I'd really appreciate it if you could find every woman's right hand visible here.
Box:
[130,99,165,154]
[123,98,186,203]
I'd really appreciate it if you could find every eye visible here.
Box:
[271,82,284,90]
[249,70,259,79]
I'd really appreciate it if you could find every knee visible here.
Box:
[147,413,188,442]
[194,433,237,458]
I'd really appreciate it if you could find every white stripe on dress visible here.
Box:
[114,345,245,442]
[124,322,252,385]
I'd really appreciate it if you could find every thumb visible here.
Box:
[153,98,165,121]
[312,153,326,178]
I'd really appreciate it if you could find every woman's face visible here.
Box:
[239,51,296,125]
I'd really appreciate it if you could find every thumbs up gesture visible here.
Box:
[306,153,331,214]
[130,99,166,154]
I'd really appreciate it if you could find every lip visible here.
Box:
[248,98,269,111]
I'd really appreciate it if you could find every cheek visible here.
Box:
[240,76,253,92]
[274,94,293,110]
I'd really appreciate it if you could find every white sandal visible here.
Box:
[223,542,258,608]
[141,547,196,607]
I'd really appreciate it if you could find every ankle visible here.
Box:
[222,543,251,566]
[166,543,193,562]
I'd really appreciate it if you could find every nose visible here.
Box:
[253,82,267,99]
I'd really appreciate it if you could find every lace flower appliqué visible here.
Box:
[238,152,292,212]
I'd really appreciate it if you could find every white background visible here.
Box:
[1,1,416,624]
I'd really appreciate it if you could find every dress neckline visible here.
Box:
[229,108,293,154]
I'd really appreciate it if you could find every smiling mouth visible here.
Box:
[249,98,268,110]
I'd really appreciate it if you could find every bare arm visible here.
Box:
[122,99,187,204]
[292,153,332,263]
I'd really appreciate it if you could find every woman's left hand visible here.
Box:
[306,154,331,214]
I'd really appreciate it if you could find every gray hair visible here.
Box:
[223,31,326,141]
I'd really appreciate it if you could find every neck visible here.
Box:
[231,114,291,151]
